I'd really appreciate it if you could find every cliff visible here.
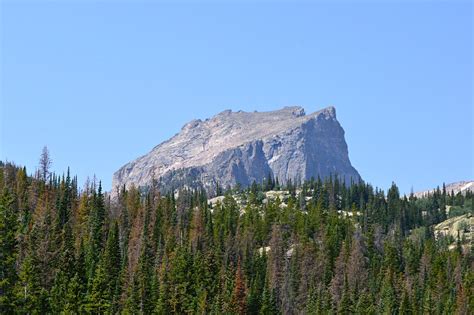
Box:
[112,106,360,195]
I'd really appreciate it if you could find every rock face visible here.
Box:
[414,181,474,198]
[112,106,360,195]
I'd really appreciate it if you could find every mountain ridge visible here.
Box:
[413,180,474,198]
[112,106,360,195]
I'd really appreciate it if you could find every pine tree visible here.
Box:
[399,287,411,314]
[455,284,469,315]
[50,224,76,313]
[380,269,397,314]
[166,246,194,313]
[259,281,278,315]
[330,245,347,307]
[355,292,375,314]
[0,189,18,313]
[75,240,88,299]
[63,273,84,313]
[231,259,247,314]
[267,224,285,307]
[38,146,52,182]
[155,264,170,314]
[86,258,110,313]
[14,243,46,314]
[337,275,352,314]
[86,221,122,314]
[87,182,106,279]
[56,168,72,229]
[136,198,154,314]
[246,278,262,314]
[305,287,318,315]
[104,221,122,312]
[347,231,368,294]
[422,287,435,314]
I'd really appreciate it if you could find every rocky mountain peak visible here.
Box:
[112,106,360,195]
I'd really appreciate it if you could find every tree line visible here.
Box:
[0,154,472,314]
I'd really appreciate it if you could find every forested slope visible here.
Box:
[0,161,472,314]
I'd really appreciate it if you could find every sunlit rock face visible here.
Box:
[112,106,361,195]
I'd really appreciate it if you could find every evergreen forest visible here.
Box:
[0,157,472,314]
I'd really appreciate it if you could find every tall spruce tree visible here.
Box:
[0,189,18,313]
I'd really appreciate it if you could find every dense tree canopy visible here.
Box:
[0,160,472,314]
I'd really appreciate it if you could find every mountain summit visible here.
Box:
[112,106,360,195]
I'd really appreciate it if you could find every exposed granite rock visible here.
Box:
[413,181,473,198]
[112,106,360,195]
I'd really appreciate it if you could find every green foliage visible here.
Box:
[0,189,18,313]
[0,161,472,313]
[14,250,48,313]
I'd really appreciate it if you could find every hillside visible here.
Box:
[1,160,472,314]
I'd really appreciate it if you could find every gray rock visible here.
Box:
[112,106,360,195]
[413,181,473,198]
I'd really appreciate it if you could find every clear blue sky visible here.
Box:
[1,1,472,194]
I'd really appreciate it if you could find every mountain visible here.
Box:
[112,106,360,195]
[414,180,474,198]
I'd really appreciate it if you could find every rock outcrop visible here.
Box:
[414,181,474,198]
[112,106,360,195]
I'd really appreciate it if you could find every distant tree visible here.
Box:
[87,221,121,313]
[347,231,368,294]
[330,245,347,307]
[38,146,52,181]
[338,275,352,314]
[265,172,274,191]
[399,287,412,314]
[50,224,76,312]
[231,259,247,314]
[56,168,72,229]
[0,189,18,313]
[355,292,375,314]
[88,182,106,276]
[379,269,398,314]
[259,280,278,315]
[86,257,110,313]
[14,227,48,313]
[63,241,87,313]
[103,222,122,311]
[386,182,400,229]
[267,224,285,306]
